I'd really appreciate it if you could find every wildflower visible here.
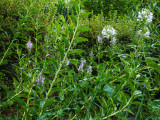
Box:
[36,76,45,86]
[135,50,137,57]
[90,51,93,57]
[111,37,116,44]
[137,8,153,24]
[87,65,92,74]
[137,30,142,36]
[136,74,140,79]
[137,27,150,38]
[97,36,102,43]
[26,40,33,50]
[65,57,69,66]
[78,60,86,72]
[102,25,116,39]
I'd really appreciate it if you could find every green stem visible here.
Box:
[0,40,14,65]
[103,96,133,119]
[134,94,144,120]
[38,4,81,117]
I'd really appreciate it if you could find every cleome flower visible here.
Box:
[137,8,153,24]
[137,27,150,38]
[102,25,116,39]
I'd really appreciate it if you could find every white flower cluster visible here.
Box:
[101,25,116,39]
[137,27,150,38]
[137,8,153,24]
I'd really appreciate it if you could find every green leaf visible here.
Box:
[74,37,88,44]
[80,12,91,20]
[0,59,8,66]
[69,49,85,56]
[77,27,90,33]
[0,100,13,107]
[69,59,79,66]
[35,51,40,57]
[44,97,55,108]
[70,14,77,25]
[123,108,134,115]
[40,99,47,108]
[36,35,42,41]
[63,36,69,48]
[58,45,64,59]
[48,58,58,71]
[103,84,114,97]
[6,50,12,56]
[13,32,19,40]
[24,27,35,33]
[0,85,9,95]
[116,114,128,120]
[146,58,160,74]
[13,78,19,88]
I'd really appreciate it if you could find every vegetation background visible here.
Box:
[0,0,160,119]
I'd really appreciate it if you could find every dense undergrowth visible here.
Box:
[0,0,160,119]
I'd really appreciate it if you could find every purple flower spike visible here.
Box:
[112,37,116,44]
[36,76,45,86]
[97,36,102,43]
[26,40,33,50]
[78,60,86,73]
[87,65,92,74]
[66,58,69,66]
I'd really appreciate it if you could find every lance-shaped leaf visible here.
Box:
[69,49,85,56]
[146,58,160,74]
[73,37,88,44]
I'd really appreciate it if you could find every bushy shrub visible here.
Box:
[83,0,138,17]
[0,0,57,86]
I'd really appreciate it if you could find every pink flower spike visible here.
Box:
[66,58,69,66]
[112,37,116,44]
[26,40,33,50]
[97,36,102,43]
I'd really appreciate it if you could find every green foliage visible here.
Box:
[0,0,160,120]
[83,0,138,17]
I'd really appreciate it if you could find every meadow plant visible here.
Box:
[87,65,92,74]
[26,40,33,50]
[36,76,45,86]
[78,60,86,72]
[137,8,153,24]
[0,0,160,120]
[101,25,116,39]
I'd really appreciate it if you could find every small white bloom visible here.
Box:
[136,74,140,79]
[137,27,150,38]
[144,31,150,37]
[137,8,153,24]
[102,25,116,39]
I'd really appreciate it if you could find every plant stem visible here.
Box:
[103,96,133,119]
[0,40,14,65]
[38,4,81,117]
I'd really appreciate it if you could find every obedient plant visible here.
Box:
[26,40,33,51]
